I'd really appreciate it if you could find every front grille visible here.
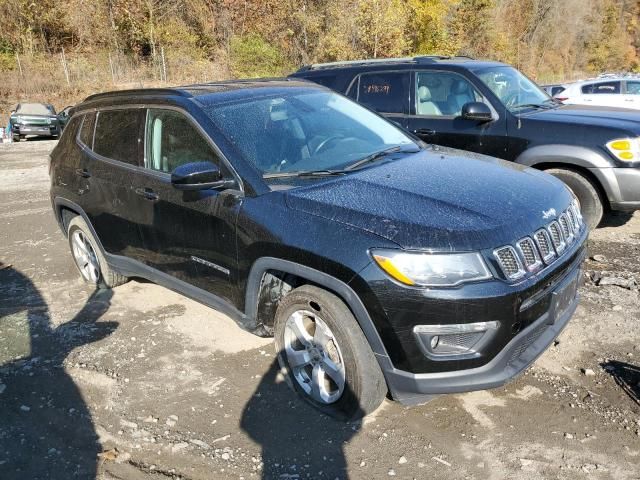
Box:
[493,204,583,282]
[494,246,525,280]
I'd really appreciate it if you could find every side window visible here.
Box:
[416,71,484,117]
[626,81,640,95]
[145,109,220,174]
[93,109,144,165]
[355,72,410,114]
[78,112,96,148]
[582,81,621,94]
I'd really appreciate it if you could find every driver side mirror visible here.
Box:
[461,102,494,123]
[171,161,235,191]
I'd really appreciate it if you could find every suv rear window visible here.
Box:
[352,72,410,114]
[79,113,96,148]
[93,109,143,165]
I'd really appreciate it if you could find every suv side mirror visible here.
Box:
[461,102,493,122]
[171,162,235,191]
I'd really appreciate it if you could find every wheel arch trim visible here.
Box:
[245,257,391,360]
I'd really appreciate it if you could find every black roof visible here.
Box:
[82,78,315,104]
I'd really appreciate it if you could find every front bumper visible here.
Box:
[382,255,583,404]
[13,124,59,137]
[590,166,640,211]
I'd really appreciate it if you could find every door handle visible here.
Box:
[135,188,159,201]
[75,168,91,178]
[413,128,436,136]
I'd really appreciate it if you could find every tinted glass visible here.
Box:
[145,109,220,173]
[93,109,143,165]
[582,81,621,94]
[356,72,410,114]
[626,81,640,95]
[79,112,96,148]
[205,90,417,174]
[476,66,550,111]
[415,71,484,116]
[551,86,565,96]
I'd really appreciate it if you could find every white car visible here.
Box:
[556,78,640,109]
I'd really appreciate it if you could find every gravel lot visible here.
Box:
[1,140,639,480]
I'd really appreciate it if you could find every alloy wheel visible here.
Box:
[71,230,100,283]
[283,309,346,404]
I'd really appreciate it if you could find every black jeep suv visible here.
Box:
[291,56,640,229]
[50,80,587,419]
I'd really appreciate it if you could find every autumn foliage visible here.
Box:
[0,0,638,113]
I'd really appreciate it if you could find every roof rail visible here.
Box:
[83,88,192,103]
[297,55,475,72]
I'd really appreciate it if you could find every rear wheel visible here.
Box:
[67,216,127,289]
[274,285,387,420]
[545,168,603,229]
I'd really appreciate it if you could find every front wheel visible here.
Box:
[545,168,604,229]
[274,285,387,420]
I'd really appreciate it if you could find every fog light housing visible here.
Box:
[413,321,500,360]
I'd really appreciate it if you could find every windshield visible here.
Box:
[16,103,56,115]
[475,66,552,112]
[205,90,418,175]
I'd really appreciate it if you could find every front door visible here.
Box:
[406,70,509,158]
[130,108,241,304]
[623,80,640,109]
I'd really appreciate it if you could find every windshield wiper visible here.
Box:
[263,169,347,179]
[511,102,554,111]
[344,146,407,171]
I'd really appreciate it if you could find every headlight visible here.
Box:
[606,137,640,162]
[371,249,492,287]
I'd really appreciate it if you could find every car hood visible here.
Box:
[525,104,640,132]
[284,148,573,251]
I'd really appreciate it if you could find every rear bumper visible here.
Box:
[380,250,584,405]
[590,167,640,211]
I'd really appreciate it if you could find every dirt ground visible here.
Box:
[0,140,639,480]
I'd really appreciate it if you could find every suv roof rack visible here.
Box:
[84,88,193,103]
[297,55,475,72]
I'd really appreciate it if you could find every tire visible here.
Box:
[274,285,387,421]
[545,168,603,229]
[12,135,19,142]
[67,216,128,289]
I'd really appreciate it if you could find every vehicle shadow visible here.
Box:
[0,264,118,480]
[601,360,640,406]
[598,211,635,228]
[240,357,363,480]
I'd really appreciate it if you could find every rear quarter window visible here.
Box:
[93,109,144,165]
[352,72,410,114]
[78,112,96,148]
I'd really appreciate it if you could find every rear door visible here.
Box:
[129,107,241,303]
[623,80,640,109]
[346,71,410,129]
[82,108,146,257]
[406,70,509,158]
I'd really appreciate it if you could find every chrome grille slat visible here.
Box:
[547,220,566,254]
[516,237,542,272]
[494,206,582,281]
[559,213,575,244]
[494,246,525,280]
[534,229,556,264]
